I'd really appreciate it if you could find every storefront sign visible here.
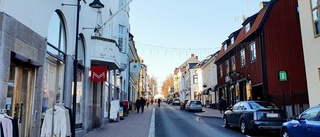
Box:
[91,66,108,82]
[279,71,287,81]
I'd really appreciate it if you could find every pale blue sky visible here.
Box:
[129,0,265,89]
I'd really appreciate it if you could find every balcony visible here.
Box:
[90,36,127,70]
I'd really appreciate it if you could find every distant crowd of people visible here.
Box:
[134,98,162,113]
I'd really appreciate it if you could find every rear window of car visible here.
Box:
[191,101,201,105]
[248,101,279,110]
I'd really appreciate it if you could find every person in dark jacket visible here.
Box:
[219,97,227,114]
[135,98,141,113]
[140,97,146,113]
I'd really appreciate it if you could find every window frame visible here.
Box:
[220,64,223,78]
[244,23,251,34]
[311,0,320,36]
[225,60,229,76]
[231,56,236,71]
[250,41,257,62]
[193,75,198,84]
[240,49,246,67]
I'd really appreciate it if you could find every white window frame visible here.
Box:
[250,42,256,62]
[231,37,234,45]
[231,56,236,71]
[311,0,320,36]
[223,43,227,51]
[240,49,246,67]
[220,64,223,78]
[245,23,251,33]
[118,24,125,52]
[225,60,229,75]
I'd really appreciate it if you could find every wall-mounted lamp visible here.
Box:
[89,0,104,8]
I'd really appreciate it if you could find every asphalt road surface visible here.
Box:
[155,102,279,137]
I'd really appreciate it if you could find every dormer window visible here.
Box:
[244,23,251,33]
[231,37,234,45]
[223,43,227,51]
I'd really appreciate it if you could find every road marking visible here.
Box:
[148,108,155,137]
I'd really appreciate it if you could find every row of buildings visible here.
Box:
[0,0,148,136]
[174,0,320,118]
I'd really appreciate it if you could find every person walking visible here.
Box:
[151,99,154,105]
[135,98,141,113]
[140,97,146,113]
[219,97,227,114]
[146,99,150,108]
[157,98,161,107]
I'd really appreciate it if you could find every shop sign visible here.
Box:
[279,71,287,81]
[91,66,108,82]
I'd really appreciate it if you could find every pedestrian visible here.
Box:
[140,97,146,113]
[157,98,161,107]
[151,99,154,105]
[219,97,227,114]
[146,99,150,108]
[135,98,141,113]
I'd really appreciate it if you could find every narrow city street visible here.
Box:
[155,103,280,137]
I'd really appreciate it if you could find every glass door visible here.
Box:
[7,62,35,137]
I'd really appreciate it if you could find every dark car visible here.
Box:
[223,100,286,135]
[281,104,320,137]
[180,100,189,110]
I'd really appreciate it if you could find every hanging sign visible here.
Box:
[91,66,108,82]
[130,62,141,73]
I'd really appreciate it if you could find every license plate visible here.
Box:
[267,113,278,118]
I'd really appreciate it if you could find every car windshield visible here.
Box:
[248,101,279,110]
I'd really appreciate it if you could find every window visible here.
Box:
[220,64,223,77]
[231,37,234,45]
[240,49,246,67]
[225,60,229,75]
[300,107,320,121]
[250,42,256,62]
[311,0,320,35]
[223,43,227,51]
[231,56,236,71]
[118,25,125,52]
[193,75,198,84]
[245,23,250,33]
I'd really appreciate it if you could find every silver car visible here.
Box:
[185,100,202,112]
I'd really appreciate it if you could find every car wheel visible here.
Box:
[240,119,248,134]
[223,116,230,128]
[282,129,290,137]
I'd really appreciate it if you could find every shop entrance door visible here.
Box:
[7,62,35,137]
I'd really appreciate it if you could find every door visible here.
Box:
[7,62,35,137]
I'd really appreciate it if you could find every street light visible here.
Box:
[72,0,104,137]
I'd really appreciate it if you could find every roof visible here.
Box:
[215,3,269,62]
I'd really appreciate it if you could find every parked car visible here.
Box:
[223,100,286,135]
[185,100,202,112]
[172,98,181,106]
[180,100,189,110]
[281,104,320,137]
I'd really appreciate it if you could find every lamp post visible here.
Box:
[72,1,104,137]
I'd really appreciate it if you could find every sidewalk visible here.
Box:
[194,107,223,118]
[83,105,155,137]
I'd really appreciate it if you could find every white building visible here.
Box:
[0,0,133,136]
[297,0,320,107]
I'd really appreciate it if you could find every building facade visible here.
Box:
[215,0,309,117]
[297,0,320,107]
[0,0,134,136]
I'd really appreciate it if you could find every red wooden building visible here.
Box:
[214,0,308,116]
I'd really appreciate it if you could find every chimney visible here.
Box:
[191,54,194,57]
[259,2,269,9]
[196,56,198,60]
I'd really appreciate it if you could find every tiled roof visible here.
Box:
[215,5,268,61]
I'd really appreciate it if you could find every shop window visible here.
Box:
[43,12,66,115]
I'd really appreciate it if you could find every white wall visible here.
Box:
[298,0,320,107]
